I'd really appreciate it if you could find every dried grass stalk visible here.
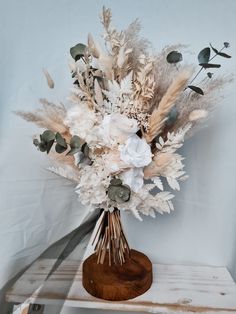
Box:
[93,209,130,265]
[15,99,70,139]
[145,70,192,143]
[43,68,54,89]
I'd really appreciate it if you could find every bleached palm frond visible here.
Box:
[120,71,133,94]
[151,176,163,191]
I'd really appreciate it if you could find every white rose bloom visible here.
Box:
[64,104,97,143]
[120,134,152,167]
[120,168,144,193]
[99,113,139,146]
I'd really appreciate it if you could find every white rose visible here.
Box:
[99,113,139,146]
[120,134,152,167]
[120,168,144,193]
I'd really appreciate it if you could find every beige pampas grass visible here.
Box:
[145,70,192,143]
[87,33,100,59]
[144,152,173,179]
[189,109,208,121]
[43,68,54,89]
[15,99,70,139]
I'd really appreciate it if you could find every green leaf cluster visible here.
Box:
[187,42,231,95]
[70,43,87,61]
[107,178,131,203]
[166,51,183,64]
[33,130,82,156]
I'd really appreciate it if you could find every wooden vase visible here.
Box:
[82,209,153,301]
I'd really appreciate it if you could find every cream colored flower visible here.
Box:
[64,104,97,142]
[120,134,152,167]
[120,168,144,193]
[99,113,139,146]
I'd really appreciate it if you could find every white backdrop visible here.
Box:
[1,0,236,305]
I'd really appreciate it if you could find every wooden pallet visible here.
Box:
[6,257,236,313]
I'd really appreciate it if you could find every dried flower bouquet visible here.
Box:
[17,7,232,272]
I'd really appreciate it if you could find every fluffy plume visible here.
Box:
[87,33,100,58]
[172,74,233,136]
[189,109,208,121]
[15,99,69,138]
[43,68,54,89]
[145,70,192,142]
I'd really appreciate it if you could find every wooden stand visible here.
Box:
[82,249,152,301]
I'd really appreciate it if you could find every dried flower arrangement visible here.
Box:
[17,6,232,300]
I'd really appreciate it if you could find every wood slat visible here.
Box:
[6,258,236,313]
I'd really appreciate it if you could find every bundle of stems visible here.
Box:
[92,209,130,265]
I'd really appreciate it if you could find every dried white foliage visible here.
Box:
[103,71,133,113]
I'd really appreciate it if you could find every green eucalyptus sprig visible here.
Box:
[33,130,81,155]
[107,178,131,203]
[167,42,231,95]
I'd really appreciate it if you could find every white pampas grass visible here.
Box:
[189,109,208,121]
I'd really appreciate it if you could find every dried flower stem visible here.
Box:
[188,46,226,86]
[92,209,130,265]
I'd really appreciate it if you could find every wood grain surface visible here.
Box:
[82,249,152,301]
[6,257,236,313]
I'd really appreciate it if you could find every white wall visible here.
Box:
[1,0,236,312]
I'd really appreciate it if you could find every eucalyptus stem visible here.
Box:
[188,46,226,86]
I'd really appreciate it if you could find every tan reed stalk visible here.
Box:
[93,209,130,265]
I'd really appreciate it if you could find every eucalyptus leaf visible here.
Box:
[188,85,204,95]
[198,47,210,64]
[41,130,55,142]
[210,44,231,58]
[209,43,219,54]
[55,143,67,154]
[199,63,221,69]
[166,51,183,64]
[224,42,230,48]
[81,143,89,157]
[107,184,130,203]
[70,43,87,60]
[46,140,55,154]
[39,142,47,152]
[55,132,67,148]
[217,52,231,58]
[110,178,122,186]
[70,135,81,149]
[67,147,81,155]
[74,151,85,164]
